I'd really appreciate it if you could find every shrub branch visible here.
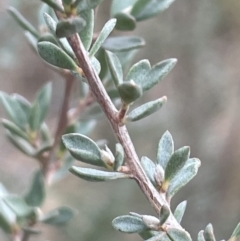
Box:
[66,33,182,230]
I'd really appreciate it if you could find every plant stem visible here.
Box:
[52,72,74,152]
[66,34,182,229]
[41,71,74,177]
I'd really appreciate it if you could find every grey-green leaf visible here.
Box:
[143,58,177,91]
[114,143,125,171]
[2,119,28,141]
[105,50,123,87]
[103,36,145,52]
[56,17,86,38]
[12,94,31,119]
[141,156,156,185]
[37,41,78,70]
[75,0,105,12]
[29,82,52,132]
[164,146,190,184]
[8,7,39,38]
[157,130,174,169]
[159,205,170,226]
[91,56,101,74]
[231,223,240,240]
[41,206,75,225]
[89,18,117,57]
[167,158,201,198]
[112,215,147,233]
[38,33,59,46]
[145,233,171,241]
[43,12,57,34]
[24,32,38,53]
[41,0,64,13]
[79,10,94,50]
[0,199,16,234]
[62,133,104,166]
[166,228,191,241]
[118,80,143,104]
[126,97,167,122]
[114,12,136,31]
[204,224,216,241]
[70,166,129,182]
[0,92,28,129]
[24,171,46,207]
[173,200,187,224]
[131,0,175,21]
[6,132,35,157]
[110,0,138,16]
[198,231,206,241]
[4,195,35,218]
[126,59,151,88]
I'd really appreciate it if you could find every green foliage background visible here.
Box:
[1,0,240,240]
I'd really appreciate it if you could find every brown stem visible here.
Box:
[41,72,74,177]
[66,34,181,229]
[52,72,74,151]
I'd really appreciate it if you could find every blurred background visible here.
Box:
[1,0,240,240]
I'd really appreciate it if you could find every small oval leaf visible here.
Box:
[90,18,117,57]
[204,224,216,241]
[198,231,206,241]
[40,206,76,225]
[230,223,240,241]
[167,228,192,241]
[114,143,125,171]
[103,36,145,52]
[38,33,59,46]
[37,41,78,70]
[0,199,16,234]
[79,9,94,50]
[62,133,104,166]
[41,0,64,13]
[126,97,167,122]
[141,156,156,185]
[131,0,176,21]
[112,215,147,233]
[29,82,52,132]
[4,195,35,219]
[167,158,201,198]
[24,171,46,207]
[110,0,137,16]
[163,146,190,187]
[157,131,174,169]
[0,92,28,129]
[114,12,136,31]
[173,200,187,224]
[159,205,170,226]
[6,132,35,157]
[43,12,57,34]
[145,233,171,241]
[126,59,151,88]
[2,119,28,141]
[70,166,129,182]
[105,50,123,87]
[143,58,177,91]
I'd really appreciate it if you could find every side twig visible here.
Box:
[66,34,181,229]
